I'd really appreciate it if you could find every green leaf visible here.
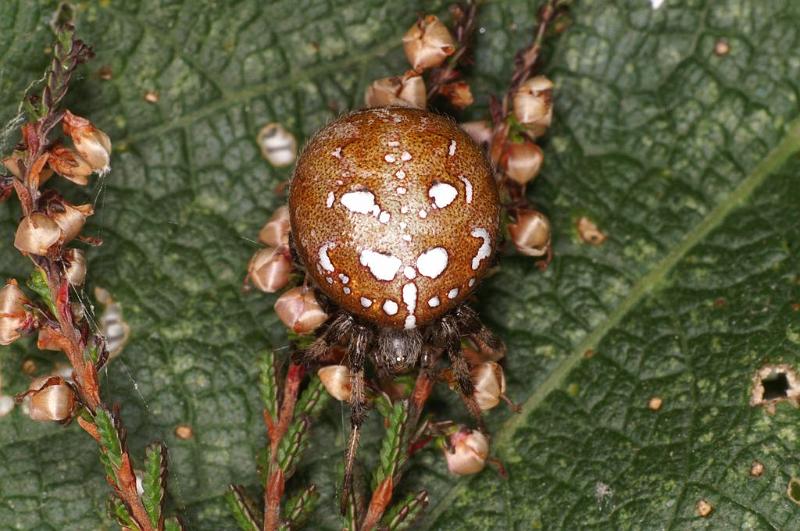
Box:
[225,485,261,531]
[1,0,800,530]
[142,443,166,527]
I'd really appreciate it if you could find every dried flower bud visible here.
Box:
[64,248,87,287]
[503,141,544,185]
[247,247,293,293]
[2,154,23,178]
[258,205,291,247]
[62,110,112,174]
[48,145,93,185]
[402,15,456,71]
[508,209,551,257]
[14,213,62,255]
[444,428,489,476]
[0,280,32,346]
[471,362,506,411]
[318,365,352,402]
[274,287,329,334]
[364,71,427,109]
[27,377,76,422]
[440,81,474,109]
[460,121,493,147]
[512,76,554,138]
[0,395,14,417]
[49,201,94,243]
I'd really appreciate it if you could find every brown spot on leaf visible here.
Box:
[714,39,730,56]
[98,65,113,81]
[21,359,37,376]
[749,460,764,478]
[144,90,159,103]
[583,348,596,358]
[695,499,713,518]
[713,297,727,308]
[175,424,194,440]
[576,216,606,245]
[648,396,663,411]
[788,478,800,505]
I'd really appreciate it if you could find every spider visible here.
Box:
[287,106,504,504]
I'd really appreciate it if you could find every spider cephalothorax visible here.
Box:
[288,106,503,501]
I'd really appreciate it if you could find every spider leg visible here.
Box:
[293,312,354,366]
[340,323,372,515]
[441,312,486,431]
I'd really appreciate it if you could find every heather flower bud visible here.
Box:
[258,205,291,247]
[503,141,544,185]
[247,247,292,293]
[512,76,554,138]
[440,81,474,109]
[48,145,93,185]
[2,154,22,178]
[14,213,62,255]
[460,121,493,147]
[471,362,506,411]
[508,210,551,257]
[26,377,76,422]
[64,248,87,287]
[0,280,32,346]
[444,428,489,476]
[62,110,112,174]
[364,71,427,109]
[402,15,456,71]
[274,287,329,334]
[317,365,352,402]
[49,201,94,243]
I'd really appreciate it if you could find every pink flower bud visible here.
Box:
[48,145,93,185]
[247,247,293,293]
[460,121,493,147]
[26,377,76,422]
[62,110,112,175]
[258,205,291,247]
[274,287,329,334]
[14,213,62,255]
[471,362,506,411]
[440,81,474,109]
[512,76,554,138]
[508,209,551,257]
[48,200,94,243]
[402,15,456,71]
[317,365,352,402]
[444,428,489,476]
[364,71,427,109]
[0,280,32,346]
[503,141,544,185]
[64,248,87,287]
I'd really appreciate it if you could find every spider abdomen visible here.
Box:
[289,107,499,329]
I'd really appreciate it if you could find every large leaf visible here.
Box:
[1,0,799,529]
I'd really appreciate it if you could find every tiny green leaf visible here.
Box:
[225,485,261,531]
[141,443,166,528]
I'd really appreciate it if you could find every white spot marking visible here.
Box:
[428,296,440,307]
[338,274,350,284]
[458,175,473,203]
[326,277,333,284]
[331,147,342,159]
[341,191,378,214]
[401,151,412,161]
[387,140,400,147]
[399,222,407,229]
[416,247,449,279]
[383,299,399,315]
[650,0,664,8]
[402,282,417,329]
[428,182,458,208]
[470,228,492,270]
[396,187,407,195]
[402,234,412,242]
[401,206,410,214]
[385,154,396,163]
[404,266,417,279]
[395,170,406,179]
[448,287,459,299]
[343,287,352,295]
[359,249,402,281]
[326,191,335,208]
[419,209,428,218]
[319,243,335,272]
[360,297,373,308]
[448,139,456,156]
[336,179,344,185]
[468,278,475,287]
[378,211,391,224]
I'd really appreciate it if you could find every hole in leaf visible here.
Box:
[761,373,790,400]
[788,478,800,505]
[750,364,800,414]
